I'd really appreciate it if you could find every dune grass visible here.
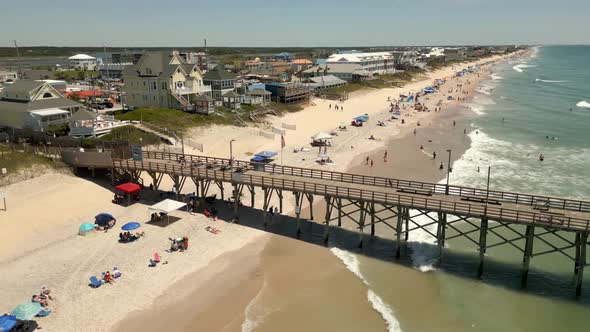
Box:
[114,108,237,133]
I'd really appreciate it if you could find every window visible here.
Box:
[143,81,146,86]
[42,92,53,98]
[152,82,157,90]
[162,82,167,90]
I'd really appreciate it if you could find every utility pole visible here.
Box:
[104,44,110,94]
[13,40,23,79]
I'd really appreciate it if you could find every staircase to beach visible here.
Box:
[133,123,178,145]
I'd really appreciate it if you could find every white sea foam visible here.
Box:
[241,279,273,332]
[535,79,568,83]
[512,64,536,73]
[468,104,486,116]
[330,247,403,331]
[367,290,403,332]
[576,101,590,108]
[475,88,491,95]
[490,74,503,80]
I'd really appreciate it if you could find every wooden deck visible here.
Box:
[112,152,590,233]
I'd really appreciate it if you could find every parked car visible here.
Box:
[99,101,114,108]
[89,102,105,110]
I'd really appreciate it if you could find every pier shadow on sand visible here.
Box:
[74,170,590,304]
[208,201,590,306]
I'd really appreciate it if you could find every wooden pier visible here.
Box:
[70,148,590,296]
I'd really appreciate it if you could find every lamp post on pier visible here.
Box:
[445,149,452,195]
[229,139,236,165]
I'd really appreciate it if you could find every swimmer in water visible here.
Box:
[539,154,544,162]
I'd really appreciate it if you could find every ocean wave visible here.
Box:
[475,89,491,95]
[367,290,403,332]
[468,104,486,116]
[576,101,590,108]
[330,247,368,285]
[513,64,536,73]
[490,74,503,80]
[535,79,568,83]
[241,279,273,332]
[330,248,403,332]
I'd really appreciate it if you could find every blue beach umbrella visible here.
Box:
[0,314,17,332]
[12,302,42,320]
[95,213,114,226]
[121,222,141,231]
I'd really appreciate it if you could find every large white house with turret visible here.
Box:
[122,51,211,111]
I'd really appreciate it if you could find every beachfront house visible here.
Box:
[193,94,216,115]
[0,80,82,131]
[68,54,98,71]
[324,51,395,81]
[265,82,310,104]
[68,109,130,138]
[243,89,271,106]
[203,65,237,100]
[444,48,466,62]
[305,75,347,91]
[122,51,211,110]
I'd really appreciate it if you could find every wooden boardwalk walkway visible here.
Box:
[63,148,590,296]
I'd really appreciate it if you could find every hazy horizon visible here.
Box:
[2,0,589,48]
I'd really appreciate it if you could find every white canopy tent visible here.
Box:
[148,199,187,224]
[311,132,333,141]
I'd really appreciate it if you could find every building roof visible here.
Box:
[203,65,236,81]
[69,109,98,121]
[29,108,71,117]
[194,94,214,102]
[2,80,45,96]
[222,90,241,98]
[0,97,81,113]
[308,75,347,85]
[246,89,271,96]
[326,51,393,63]
[68,54,96,60]
[292,59,313,65]
[122,51,198,79]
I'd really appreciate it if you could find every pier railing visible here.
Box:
[113,157,590,232]
[140,150,590,214]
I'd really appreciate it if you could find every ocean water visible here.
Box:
[245,46,590,332]
[331,46,590,332]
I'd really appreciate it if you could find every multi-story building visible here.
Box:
[202,65,237,99]
[122,51,210,110]
[264,82,310,104]
[0,80,82,130]
[68,54,98,71]
[325,51,395,81]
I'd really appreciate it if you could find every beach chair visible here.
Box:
[89,276,103,288]
[113,267,122,278]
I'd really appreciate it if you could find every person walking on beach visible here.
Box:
[370,159,374,167]
[413,128,417,135]
[439,162,444,170]
[453,120,456,127]
[433,151,437,159]
[383,151,388,162]
[329,104,331,110]
[366,156,370,165]
[464,128,467,134]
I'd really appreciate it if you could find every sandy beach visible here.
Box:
[0,53,515,332]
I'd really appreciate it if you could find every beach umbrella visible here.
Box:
[121,222,141,231]
[95,213,114,226]
[11,302,42,320]
[0,314,17,331]
[79,223,95,236]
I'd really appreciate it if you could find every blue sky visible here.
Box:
[2,0,589,47]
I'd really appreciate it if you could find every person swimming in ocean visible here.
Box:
[539,154,544,162]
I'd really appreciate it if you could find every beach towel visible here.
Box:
[89,276,102,288]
